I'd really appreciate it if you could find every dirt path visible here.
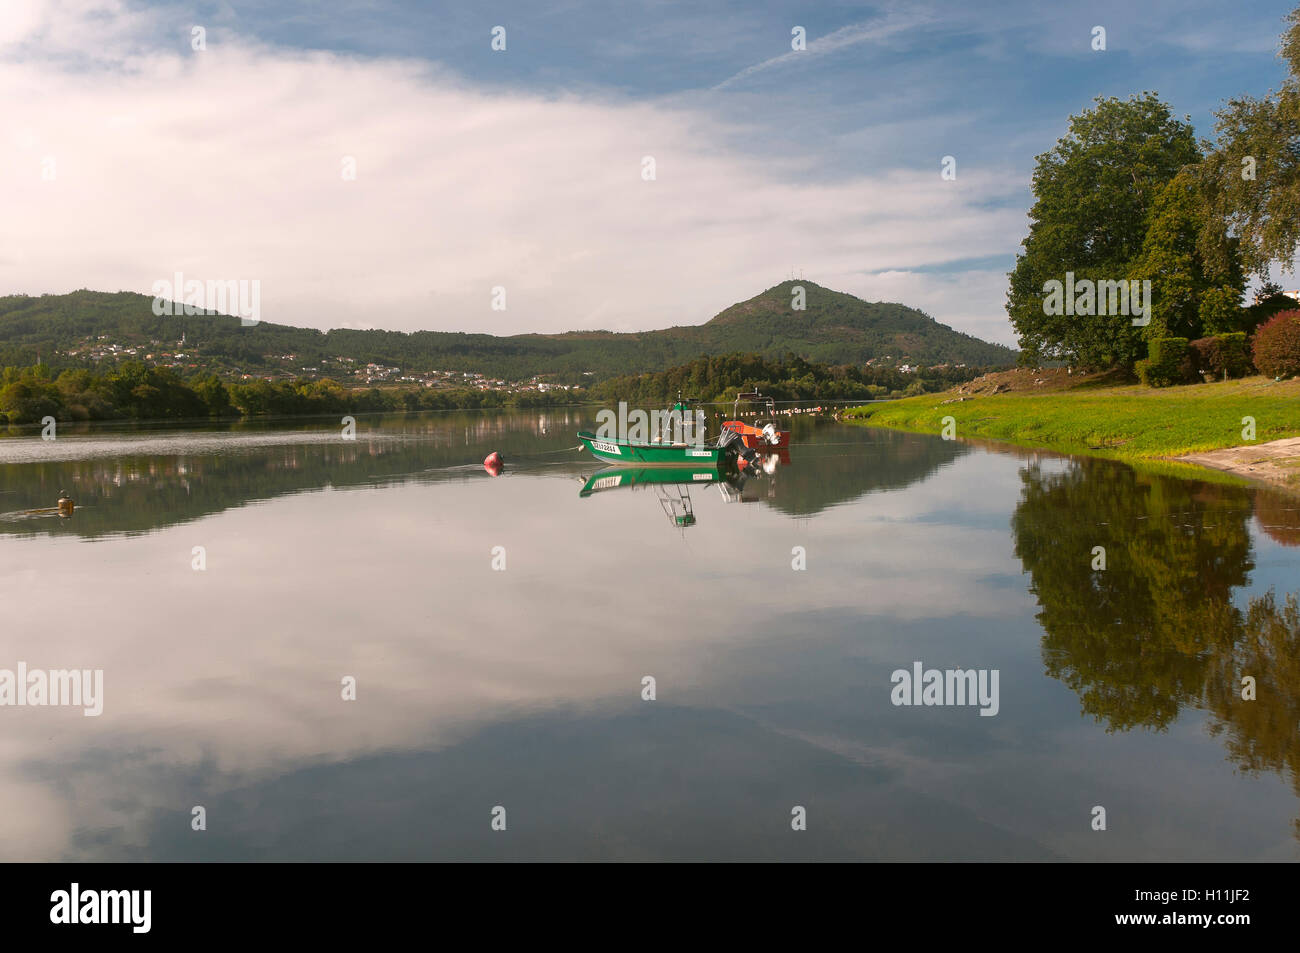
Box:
[1179,437,1300,492]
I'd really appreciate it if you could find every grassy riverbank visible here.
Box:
[845,370,1300,463]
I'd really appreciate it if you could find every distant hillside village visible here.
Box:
[864,355,971,375]
[50,331,955,395]
[56,333,584,396]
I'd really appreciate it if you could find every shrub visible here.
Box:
[1189,332,1253,380]
[1252,310,1300,379]
[1136,337,1196,387]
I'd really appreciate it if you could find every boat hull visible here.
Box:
[577,431,723,466]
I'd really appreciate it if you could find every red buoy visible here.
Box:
[483,451,504,476]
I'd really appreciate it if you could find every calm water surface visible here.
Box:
[1,410,1298,860]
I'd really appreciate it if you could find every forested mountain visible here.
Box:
[696,281,1013,366]
[0,281,1015,380]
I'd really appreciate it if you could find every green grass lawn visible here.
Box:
[845,376,1300,461]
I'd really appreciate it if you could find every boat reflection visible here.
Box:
[578,457,786,528]
[728,448,790,502]
[579,466,721,528]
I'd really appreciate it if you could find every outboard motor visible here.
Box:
[715,427,760,467]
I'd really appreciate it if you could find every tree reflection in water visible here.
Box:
[1013,459,1300,834]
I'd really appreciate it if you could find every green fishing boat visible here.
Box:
[576,431,724,466]
[577,396,758,467]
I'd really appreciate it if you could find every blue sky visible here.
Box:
[2,0,1296,344]
[178,0,1291,172]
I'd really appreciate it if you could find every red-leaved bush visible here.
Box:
[1190,333,1253,379]
[1252,310,1300,379]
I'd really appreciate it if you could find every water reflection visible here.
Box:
[3,413,1300,859]
[1011,459,1300,833]
[0,413,966,537]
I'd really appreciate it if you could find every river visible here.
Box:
[1,409,1297,860]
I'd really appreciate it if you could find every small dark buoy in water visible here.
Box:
[483,451,504,476]
[57,491,75,518]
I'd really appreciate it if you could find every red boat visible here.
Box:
[721,392,790,450]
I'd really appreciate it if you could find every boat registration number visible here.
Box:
[591,440,622,455]
[687,450,712,457]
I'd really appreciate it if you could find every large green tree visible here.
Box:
[1198,7,1300,278]
[1008,93,1201,368]
[1131,171,1245,338]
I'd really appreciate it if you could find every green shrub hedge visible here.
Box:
[1136,337,1196,387]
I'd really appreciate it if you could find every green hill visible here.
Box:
[0,281,1015,381]
[696,281,1014,366]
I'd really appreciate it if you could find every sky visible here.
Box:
[1,0,1296,347]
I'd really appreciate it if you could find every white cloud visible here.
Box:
[0,0,47,47]
[0,0,160,61]
[0,1,1024,344]
[855,267,1020,347]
